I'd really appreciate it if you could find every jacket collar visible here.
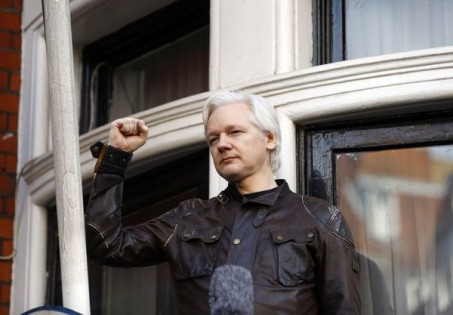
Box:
[218,179,288,206]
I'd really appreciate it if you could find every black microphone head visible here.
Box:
[209,265,254,315]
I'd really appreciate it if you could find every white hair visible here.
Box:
[202,90,281,174]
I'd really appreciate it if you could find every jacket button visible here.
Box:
[211,235,217,240]
[233,238,241,245]
[307,232,314,238]
[183,233,191,238]
[276,235,284,241]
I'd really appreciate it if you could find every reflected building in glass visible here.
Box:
[336,145,453,315]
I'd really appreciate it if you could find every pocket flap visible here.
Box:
[271,227,316,244]
[181,225,223,243]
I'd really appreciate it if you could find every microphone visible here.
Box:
[209,265,254,315]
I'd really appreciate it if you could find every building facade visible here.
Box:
[4,0,453,314]
[0,1,21,315]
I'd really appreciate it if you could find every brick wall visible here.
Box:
[0,0,21,314]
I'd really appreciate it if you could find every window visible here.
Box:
[303,108,453,314]
[313,0,453,64]
[109,27,209,120]
[344,0,453,60]
[80,0,210,133]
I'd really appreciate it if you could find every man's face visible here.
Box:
[206,102,276,183]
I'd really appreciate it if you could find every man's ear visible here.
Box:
[265,131,277,150]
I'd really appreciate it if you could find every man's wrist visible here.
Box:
[90,141,133,176]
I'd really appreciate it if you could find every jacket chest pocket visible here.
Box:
[271,227,317,287]
[170,225,224,281]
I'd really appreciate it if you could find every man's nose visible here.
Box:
[217,134,231,150]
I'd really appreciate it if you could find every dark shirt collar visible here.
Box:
[219,179,288,206]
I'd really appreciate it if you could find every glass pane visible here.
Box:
[345,0,453,60]
[109,26,209,121]
[336,145,453,315]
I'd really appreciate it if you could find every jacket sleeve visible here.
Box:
[84,142,178,267]
[302,196,361,315]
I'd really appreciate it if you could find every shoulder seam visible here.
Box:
[301,195,354,247]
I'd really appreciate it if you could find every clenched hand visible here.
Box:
[108,118,149,152]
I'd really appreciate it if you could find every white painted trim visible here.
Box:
[209,157,228,198]
[25,204,48,310]
[238,47,453,121]
[11,19,50,314]
[209,0,220,90]
[295,0,313,69]
[275,0,296,74]
[10,183,47,313]
[276,111,297,191]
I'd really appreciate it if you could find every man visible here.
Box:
[85,90,360,314]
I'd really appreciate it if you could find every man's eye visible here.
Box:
[209,138,218,145]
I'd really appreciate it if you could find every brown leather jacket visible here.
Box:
[85,143,360,314]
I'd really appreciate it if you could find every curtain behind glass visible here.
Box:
[109,26,209,121]
[345,0,453,60]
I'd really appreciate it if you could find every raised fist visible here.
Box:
[108,117,149,152]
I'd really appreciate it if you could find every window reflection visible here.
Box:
[336,145,453,315]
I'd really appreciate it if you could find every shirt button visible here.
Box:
[233,238,241,245]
